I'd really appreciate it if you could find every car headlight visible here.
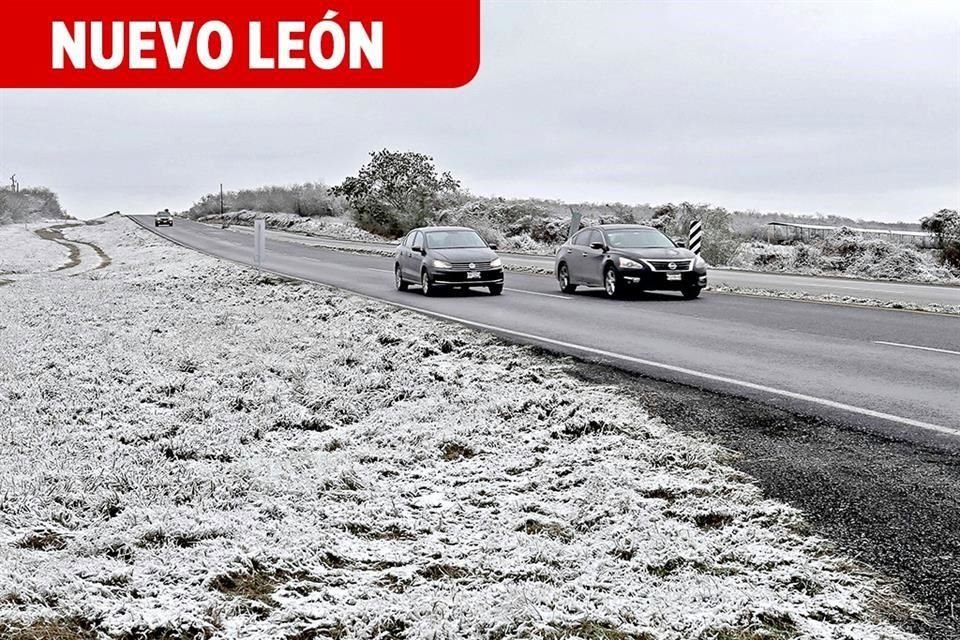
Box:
[618,257,643,269]
[489,257,502,268]
[694,256,707,270]
[432,259,452,269]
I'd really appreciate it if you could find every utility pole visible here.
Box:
[220,183,224,217]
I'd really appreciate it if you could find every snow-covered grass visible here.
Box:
[729,234,958,285]
[0,218,920,639]
[0,222,72,275]
[197,211,389,243]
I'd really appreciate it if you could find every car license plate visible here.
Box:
[467,271,481,279]
[666,273,682,281]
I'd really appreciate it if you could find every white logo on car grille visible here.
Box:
[468,263,476,269]
[668,262,677,270]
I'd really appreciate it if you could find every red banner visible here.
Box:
[0,0,480,88]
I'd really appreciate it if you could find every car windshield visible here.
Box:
[605,228,675,249]
[425,230,486,249]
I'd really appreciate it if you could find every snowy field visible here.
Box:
[0,218,919,639]
[0,222,71,275]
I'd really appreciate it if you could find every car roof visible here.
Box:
[410,226,477,233]
[587,224,657,231]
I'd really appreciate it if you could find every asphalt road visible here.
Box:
[224,224,960,308]
[132,215,960,451]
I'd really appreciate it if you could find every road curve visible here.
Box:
[130,216,960,450]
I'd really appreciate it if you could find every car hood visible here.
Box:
[609,247,695,261]
[431,247,498,263]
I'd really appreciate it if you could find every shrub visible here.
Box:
[0,186,68,224]
[921,209,960,270]
[651,202,740,265]
[182,183,346,219]
[331,149,461,238]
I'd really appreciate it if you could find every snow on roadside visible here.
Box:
[708,284,960,316]
[729,237,959,285]
[198,210,389,243]
[0,217,919,639]
[0,222,72,275]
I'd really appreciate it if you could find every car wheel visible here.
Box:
[155,222,159,227]
[557,263,577,293]
[488,283,503,295]
[681,285,702,300]
[421,270,436,296]
[603,265,622,299]
[395,265,408,291]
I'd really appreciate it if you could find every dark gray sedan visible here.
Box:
[555,224,708,299]
[155,210,174,227]
[395,227,504,296]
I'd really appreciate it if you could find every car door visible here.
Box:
[405,231,425,279]
[580,229,607,285]
[564,230,589,283]
[397,232,411,277]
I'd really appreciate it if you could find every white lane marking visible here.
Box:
[368,268,393,273]
[372,305,959,439]
[874,341,960,356]
[134,219,960,439]
[505,288,571,300]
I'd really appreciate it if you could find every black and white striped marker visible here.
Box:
[688,219,703,255]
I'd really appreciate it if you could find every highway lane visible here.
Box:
[131,216,960,448]
[221,223,960,308]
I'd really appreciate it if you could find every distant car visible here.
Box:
[155,211,174,227]
[555,224,708,299]
[395,226,504,296]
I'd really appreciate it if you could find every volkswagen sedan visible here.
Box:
[395,227,504,296]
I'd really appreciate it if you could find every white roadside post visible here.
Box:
[688,219,703,255]
[254,219,266,267]
[568,209,582,239]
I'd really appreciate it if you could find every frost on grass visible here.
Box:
[0,222,71,274]
[198,210,389,243]
[729,229,958,285]
[0,218,919,639]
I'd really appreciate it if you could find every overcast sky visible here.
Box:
[1,0,958,221]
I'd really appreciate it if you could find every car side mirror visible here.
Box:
[488,243,498,250]
[412,245,424,254]
[589,241,606,251]
[673,238,687,248]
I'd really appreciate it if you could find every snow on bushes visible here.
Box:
[730,228,958,284]
[184,183,348,219]
[0,187,69,225]
[197,210,389,243]
[0,218,919,639]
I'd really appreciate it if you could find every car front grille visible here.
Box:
[645,259,692,272]
[447,261,492,271]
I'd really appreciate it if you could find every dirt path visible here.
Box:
[33,223,111,272]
